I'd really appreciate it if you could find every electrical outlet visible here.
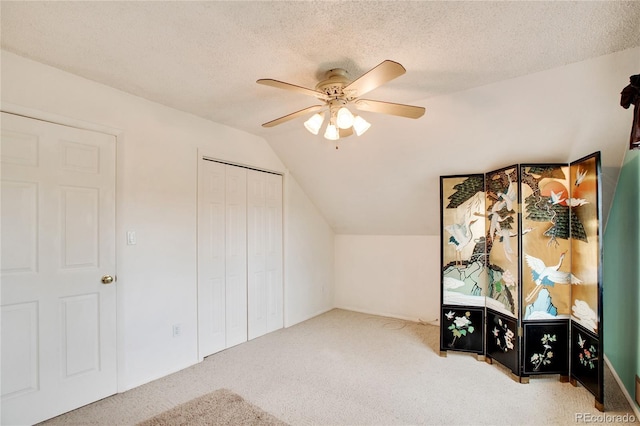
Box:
[172,324,182,337]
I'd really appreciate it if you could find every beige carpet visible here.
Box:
[40,309,639,425]
[136,389,287,426]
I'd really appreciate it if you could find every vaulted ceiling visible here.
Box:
[2,1,640,234]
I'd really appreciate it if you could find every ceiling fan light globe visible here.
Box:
[303,113,324,135]
[336,107,355,129]
[353,116,371,136]
[324,123,340,141]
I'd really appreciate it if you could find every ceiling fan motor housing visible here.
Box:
[315,68,355,100]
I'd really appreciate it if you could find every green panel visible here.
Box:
[603,150,640,408]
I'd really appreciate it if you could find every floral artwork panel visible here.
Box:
[571,321,602,402]
[486,309,518,375]
[569,153,601,335]
[441,175,487,307]
[440,306,484,354]
[485,166,519,318]
[523,321,569,375]
[520,164,574,321]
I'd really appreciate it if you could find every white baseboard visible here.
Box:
[284,306,334,328]
[604,355,640,419]
[120,358,200,393]
[332,304,434,324]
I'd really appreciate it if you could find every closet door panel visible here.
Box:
[225,165,247,348]
[197,160,226,358]
[247,171,267,340]
[265,173,283,333]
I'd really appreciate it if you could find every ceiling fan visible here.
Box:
[257,60,425,141]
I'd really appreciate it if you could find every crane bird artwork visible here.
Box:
[489,173,517,243]
[524,252,582,303]
[496,227,535,263]
[574,168,588,186]
[498,175,517,211]
[549,190,565,205]
[445,218,479,266]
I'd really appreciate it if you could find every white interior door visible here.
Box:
[197,160,226,358]
[198,160,248,357]
[248,171,283,339]
[247,170,267,339]
[264,173,283,333]
[224,165,247,348]
[1,112,117,425]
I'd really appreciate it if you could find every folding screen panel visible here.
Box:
[439,152,603,409]
[485,165,520,375]
[569,152,603,407]
[520,164,572,377]
[440,175,486,355]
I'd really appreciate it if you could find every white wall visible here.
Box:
[1,50,335,391]
[284,178,335,326]
[334,235,440,322]
[335,48,639,323]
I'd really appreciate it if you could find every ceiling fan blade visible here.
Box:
[261,105,325,128]
[343,60,406,98]
[257,79,328,100]
[354,99,425,119]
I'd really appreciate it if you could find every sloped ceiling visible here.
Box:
[2,1,640,235]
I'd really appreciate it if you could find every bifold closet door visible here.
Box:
[197,161,247,358]
[224,165,248,348]
[198,160,227,358]
[247,170,283,340]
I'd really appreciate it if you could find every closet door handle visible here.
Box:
[101,275,114,284]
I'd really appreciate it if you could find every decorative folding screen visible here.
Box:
[439,152,603,409]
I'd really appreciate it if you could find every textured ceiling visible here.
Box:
[2,1,640,234]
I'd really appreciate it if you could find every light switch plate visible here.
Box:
[127,231,136,245]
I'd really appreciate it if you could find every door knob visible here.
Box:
[101,275,114,284]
